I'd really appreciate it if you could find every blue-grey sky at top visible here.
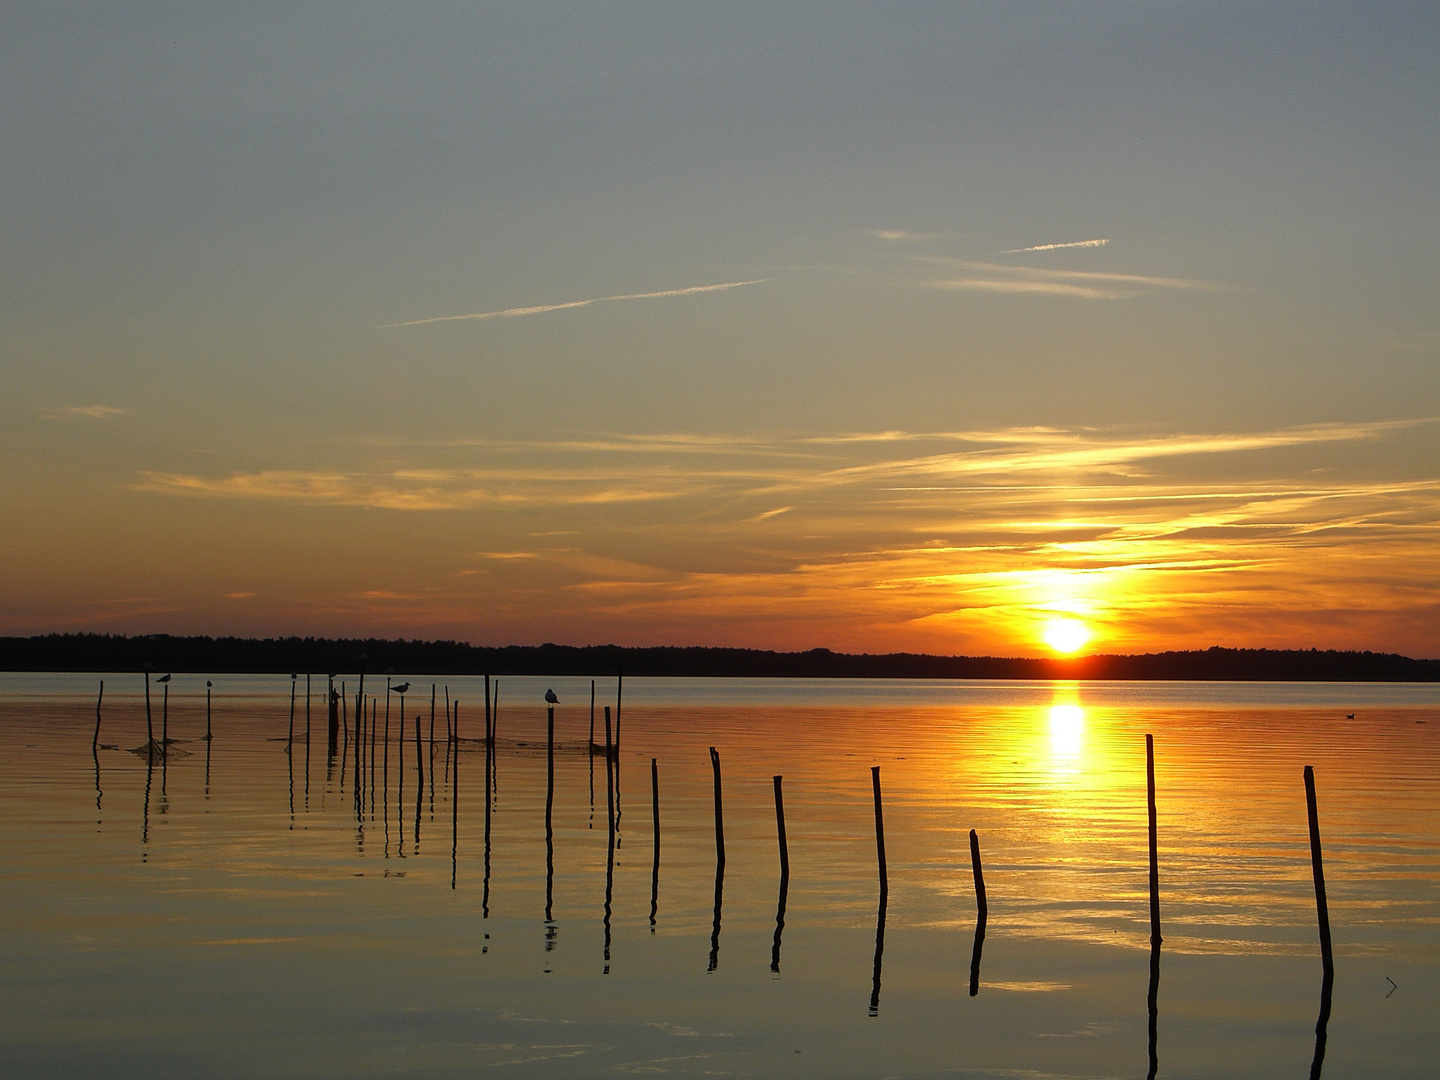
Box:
[2,3,1438,649]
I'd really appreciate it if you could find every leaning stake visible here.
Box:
[969,828,988,920]
[872,766,888,899]
[1304,765,1334,980]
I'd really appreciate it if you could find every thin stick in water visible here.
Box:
[1147,733,1162,945]
[93,680,104,748]
[1304,765,1334,979]
[650,756,660,930]
[872,766,887,899]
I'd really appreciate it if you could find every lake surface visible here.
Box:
[2,674,1437,1078]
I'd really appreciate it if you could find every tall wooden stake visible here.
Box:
[872,766,888,900]
[1304,765,1334,980]
[93,680,104,748]
[1147,733,1162,945]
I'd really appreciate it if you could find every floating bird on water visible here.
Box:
[392,682,411,694]
[1345,713,1355,719]
[545,689,559,705]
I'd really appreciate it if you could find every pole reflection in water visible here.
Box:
[141,753,153,851]
[771,774,788,974]
[1145,939,1162,1080]
[1310,968,1333,1079]
[869,892,887,1017]
[414,712,423,849]
[287,734,295,825]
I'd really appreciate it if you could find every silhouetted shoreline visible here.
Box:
[2,634,1436,681]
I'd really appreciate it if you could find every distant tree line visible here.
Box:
[1,634,1436,681]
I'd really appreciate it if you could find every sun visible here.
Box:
[1042,618,1091,655]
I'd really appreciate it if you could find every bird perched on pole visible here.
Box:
[157,674,172,684]
[544,689,559,705]
[392,682,411,695]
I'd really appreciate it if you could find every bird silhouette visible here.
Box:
[206,680,212,687]
[157,674,171,684]
[545,689,559,705]
[1345,712,1355,719]
[392,682,411,694]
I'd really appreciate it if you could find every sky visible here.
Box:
[2,3,1438,657]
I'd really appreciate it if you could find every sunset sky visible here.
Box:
[3,4,1438,656]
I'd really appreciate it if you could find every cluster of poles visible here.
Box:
[91,674,1339,1076]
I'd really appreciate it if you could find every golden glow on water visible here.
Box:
[1047,703,1085,765]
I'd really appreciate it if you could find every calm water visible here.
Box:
[2,674,1437,1078]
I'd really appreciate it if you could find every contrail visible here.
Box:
[381,278,771,328]
[1000,238,1109,253]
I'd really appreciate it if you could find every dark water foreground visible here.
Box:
[1,675,1437,1079]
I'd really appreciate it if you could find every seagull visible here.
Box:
[545,689,559,705]
[206,680,212,688]
[157,674,171,683]
[392,682,411,694]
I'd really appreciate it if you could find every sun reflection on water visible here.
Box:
[1048,702,1085,770]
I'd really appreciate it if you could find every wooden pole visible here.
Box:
[445,684,452,743]
[144,671,153,749]
[872,766,888,900]
[429,684,436,753]
[1304,765,1335,980]
[773,775,789,879]
[93,680,104,748]
[545,705,555,925]
[162,681,169,751]
[969,828,987,920]
[491,680,499,745]
[546,705,555,832]
[615,669,623,750]
[451,701,459,890]
[289,674,296,746]
[1147,733,1162,945]
[206,680,212,741]
[590,680,596,748]
[305,673,311,745]
[483,675,490,743]
[710,747,725,867]
[650,756,660,930]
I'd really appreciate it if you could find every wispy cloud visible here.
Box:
[41,405,128,420]
[118,417,1440,654]
[864,229,966,242]
[1000,239,1109,253]
[380,279,770,328]
[920,258,1217,300]
[933,278,1123,300]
